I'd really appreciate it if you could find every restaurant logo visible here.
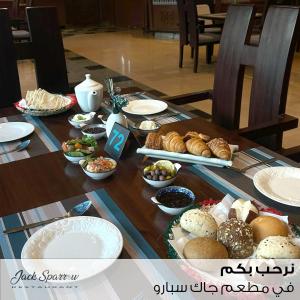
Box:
[10,269,79,288]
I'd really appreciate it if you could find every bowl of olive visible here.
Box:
[142,160,181,188]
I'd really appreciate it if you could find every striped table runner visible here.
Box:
[104,91,193,124]
[0,114,60,165]
[0,188,159,260]
[190,147,300,211]
[0,189,183,300]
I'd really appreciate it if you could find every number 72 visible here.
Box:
[109,129,125,152]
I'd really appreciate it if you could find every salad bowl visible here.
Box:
[62,135,97,164]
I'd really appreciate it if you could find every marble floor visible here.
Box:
[18,29,300,148]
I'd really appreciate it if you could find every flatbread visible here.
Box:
[25,89,71,110]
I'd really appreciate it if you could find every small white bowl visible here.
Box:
[81,124,106,140]
[151,186,195,215]
[80,158,117,180]
[64,153,91,164]
[142,163,181,188]
[68,114,94,129]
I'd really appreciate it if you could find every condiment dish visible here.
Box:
[151,186,195,215]
[68,113,94,128]
[81,124,106,140]
[143,163,181,188]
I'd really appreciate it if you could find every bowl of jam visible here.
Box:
[81,124,106,140]
[151,186,195,215]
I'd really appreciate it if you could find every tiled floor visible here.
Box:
[18,29,300,149]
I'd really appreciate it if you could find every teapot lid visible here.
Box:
[75,74,102,90]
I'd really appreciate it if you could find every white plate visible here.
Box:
[253,166,300,206]
[21,216,123,281]
[0,122,34,142]
[122,99,168,115]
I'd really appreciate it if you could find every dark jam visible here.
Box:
[83,127,105,134]
[158,192,191,208]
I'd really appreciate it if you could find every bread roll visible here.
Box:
[162,132,186,153]
[145,133,162,150]
[186,138,211,157]
[250,216,289,244]
[180,209,218,239]
[228,199,258,223]
[256,236,300,259]
[207,138,231,160]
[183,237,228,259]
[217,219,254,258]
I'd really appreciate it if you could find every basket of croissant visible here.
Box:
[136,131,235,167]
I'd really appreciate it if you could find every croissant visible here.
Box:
[183,131,200,142]
[186,138,211,157]
[145,133,163,150]
[207,138,231,160]
[198,133,211,142]
[162,131,186,153]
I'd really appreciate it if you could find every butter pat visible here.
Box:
[139,120,157,130]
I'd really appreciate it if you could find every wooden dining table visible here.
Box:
[198,11,262,22]
[0,88,299,260]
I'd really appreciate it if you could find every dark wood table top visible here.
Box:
[0,103,298,258]
[198,12,262,21]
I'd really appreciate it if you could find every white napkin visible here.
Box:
[136,145,238,167]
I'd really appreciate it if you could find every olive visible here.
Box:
[154,169,160,175]
[159,175,165,181]
[152,175,158,181]
[161,170,167,176]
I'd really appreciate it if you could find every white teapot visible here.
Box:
[75,74,103,112]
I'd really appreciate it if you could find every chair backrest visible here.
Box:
[212,5,300,130]
[26,6,69,94]
[197,4,213,25]
[177,0,215,46]
[177,0,189,46]
[185,0,201,47]
[0,8,21,108]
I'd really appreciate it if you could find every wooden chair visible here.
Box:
[0,8,21,108]
[26,6,69,94]
[177,0,221,72]
[164,5,300,151]
[196,0,222,34]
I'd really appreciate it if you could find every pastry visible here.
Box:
[217,219,254,258]
[183,237,228,259]
[207,138,231,160]
[162,131,186,153]
[198,133,211,142]
[183,131,211,143]
[256,236,300,259]
[180,209,218,239]
[186,138,211,157]
[183,131,200,142]
[145,133,163,150]
[250,216,289,244]
[228,199,259,223]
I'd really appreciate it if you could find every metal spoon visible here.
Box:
[0,139,31,155]
[3,200,92,234]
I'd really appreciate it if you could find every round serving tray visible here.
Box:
[14,95,77,117]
